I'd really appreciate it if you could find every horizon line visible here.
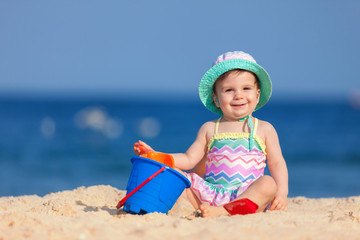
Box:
[0,90,354,104]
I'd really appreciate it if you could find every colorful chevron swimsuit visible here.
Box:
[187,117,267,206]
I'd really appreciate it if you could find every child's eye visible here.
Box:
[225,89,233,92]
[244,87,252,90]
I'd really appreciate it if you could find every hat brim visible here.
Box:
[199,59,272,116]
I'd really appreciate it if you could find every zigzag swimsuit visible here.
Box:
[187,117,267,206]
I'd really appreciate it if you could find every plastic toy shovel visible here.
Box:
[140,151,175,168]
[134,142,175,168]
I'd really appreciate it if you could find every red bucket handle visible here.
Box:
[116,166,167,209]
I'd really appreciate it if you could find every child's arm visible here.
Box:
[171,121,210,170]
[263,122,289,210]
[134,121,212,170]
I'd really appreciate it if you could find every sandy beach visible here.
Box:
[0,185,359,240]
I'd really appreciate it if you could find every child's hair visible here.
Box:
[212,69,260,95]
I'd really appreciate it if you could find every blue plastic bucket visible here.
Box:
[123,156,191,214]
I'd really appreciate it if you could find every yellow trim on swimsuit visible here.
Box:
[207,118,267,155]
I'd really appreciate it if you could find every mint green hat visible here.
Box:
[199,51,272,116]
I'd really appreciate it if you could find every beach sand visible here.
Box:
[0,185,359,240]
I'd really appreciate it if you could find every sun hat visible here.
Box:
[199,51,272,116]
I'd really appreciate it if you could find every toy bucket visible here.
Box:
[123,156,191,214]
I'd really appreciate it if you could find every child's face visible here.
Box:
[213,70,260,121]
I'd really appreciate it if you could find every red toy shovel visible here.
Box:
[116,166,167,209]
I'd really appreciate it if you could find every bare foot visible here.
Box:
[199,204,229,218]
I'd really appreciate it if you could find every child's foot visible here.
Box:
[199,204,229,218]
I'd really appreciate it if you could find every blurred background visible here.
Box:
[0,0,359,198]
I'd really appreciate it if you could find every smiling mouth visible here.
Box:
[231,103,247,107]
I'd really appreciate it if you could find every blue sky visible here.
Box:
[1,0,360,100]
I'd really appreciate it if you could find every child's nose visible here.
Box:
[234,90,243,99]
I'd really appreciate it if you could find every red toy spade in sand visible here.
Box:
[116,150,175,209]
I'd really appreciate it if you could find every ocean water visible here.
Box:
[0,97,359,198]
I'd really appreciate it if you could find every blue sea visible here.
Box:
[0,97,359,198]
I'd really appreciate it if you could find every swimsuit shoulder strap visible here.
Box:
[214,118,222,135]
[252,117,267,154]
[253,117,259,136]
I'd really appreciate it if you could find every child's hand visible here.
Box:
[134,140,154,156]
[269,195,288,211]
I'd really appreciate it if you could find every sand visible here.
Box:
[0,185,359,240]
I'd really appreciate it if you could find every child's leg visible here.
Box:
[175,168,202,210]
[235,175,277,212]
[200,175,277,218]
[180,188,202,210]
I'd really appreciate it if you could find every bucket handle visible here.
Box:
[116,166,168,209]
